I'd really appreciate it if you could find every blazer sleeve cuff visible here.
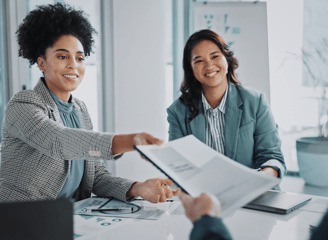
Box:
[260,159,287,178]
[83,133,116,160]
[117,180,137,202]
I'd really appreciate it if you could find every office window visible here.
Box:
[265,0,328,172]
[27,0,101,131]
[0,0,8,144]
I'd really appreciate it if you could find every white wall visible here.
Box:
[112,0,167,181]
[266,0,305,130]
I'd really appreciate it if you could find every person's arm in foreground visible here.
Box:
[179,192,233,240]
[310,209,328,240]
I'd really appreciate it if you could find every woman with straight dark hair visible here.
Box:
[167,29,286,178]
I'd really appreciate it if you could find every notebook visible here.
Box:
[243,190,312,214]
[0,199,73,240]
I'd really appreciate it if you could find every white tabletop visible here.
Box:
[74,193,327,240]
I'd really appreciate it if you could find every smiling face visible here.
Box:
[191,40,228,93]
[38,35,86,102]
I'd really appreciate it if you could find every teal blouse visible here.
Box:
[48,90,85,201]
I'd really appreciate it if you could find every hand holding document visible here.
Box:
[134,135,281,218]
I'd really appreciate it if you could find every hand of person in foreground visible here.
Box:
[111,132,164,155]
[126,178,180,203]
[178,191,221,223]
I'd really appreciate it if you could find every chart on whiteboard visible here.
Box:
[193,2,271,102]
[194,10,241,51]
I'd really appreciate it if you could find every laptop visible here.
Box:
[0,199,73,240]
[243,190,312,214]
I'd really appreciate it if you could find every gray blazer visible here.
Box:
[0,79,134,203]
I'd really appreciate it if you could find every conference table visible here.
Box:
[73,193,327,240]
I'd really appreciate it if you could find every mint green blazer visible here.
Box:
[167,82,286,177]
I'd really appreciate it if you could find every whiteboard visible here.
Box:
[193,2,271,103]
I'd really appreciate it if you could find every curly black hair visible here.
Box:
[16,3,97,66]
[179,29,240,122]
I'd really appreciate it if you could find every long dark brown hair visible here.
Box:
[179,29,240,122]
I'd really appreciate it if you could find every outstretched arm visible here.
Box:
[5,91,163,162]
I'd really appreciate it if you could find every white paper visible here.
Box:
[136,135,281,218]
[73,214,131,240]
[74,197,173,220]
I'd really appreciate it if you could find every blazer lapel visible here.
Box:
[224,83,243,160]
[71,96,94,200]
[33,78,69,195]
[34,78,64,125]
[189,100,206,143]
[72,101,86,129]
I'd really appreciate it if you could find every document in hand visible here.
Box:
[135,135,281,218]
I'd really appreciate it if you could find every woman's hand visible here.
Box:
[111,132,163,155]
[178,192,221,224]
[261,167,278,178]
[126,178,180,203]
[133,132,164,146]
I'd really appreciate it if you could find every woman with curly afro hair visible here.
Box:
[167,29,286,178]
[0,3,179,203]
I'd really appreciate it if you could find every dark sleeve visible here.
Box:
[310,210,328,240]
[190,216,233,240]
